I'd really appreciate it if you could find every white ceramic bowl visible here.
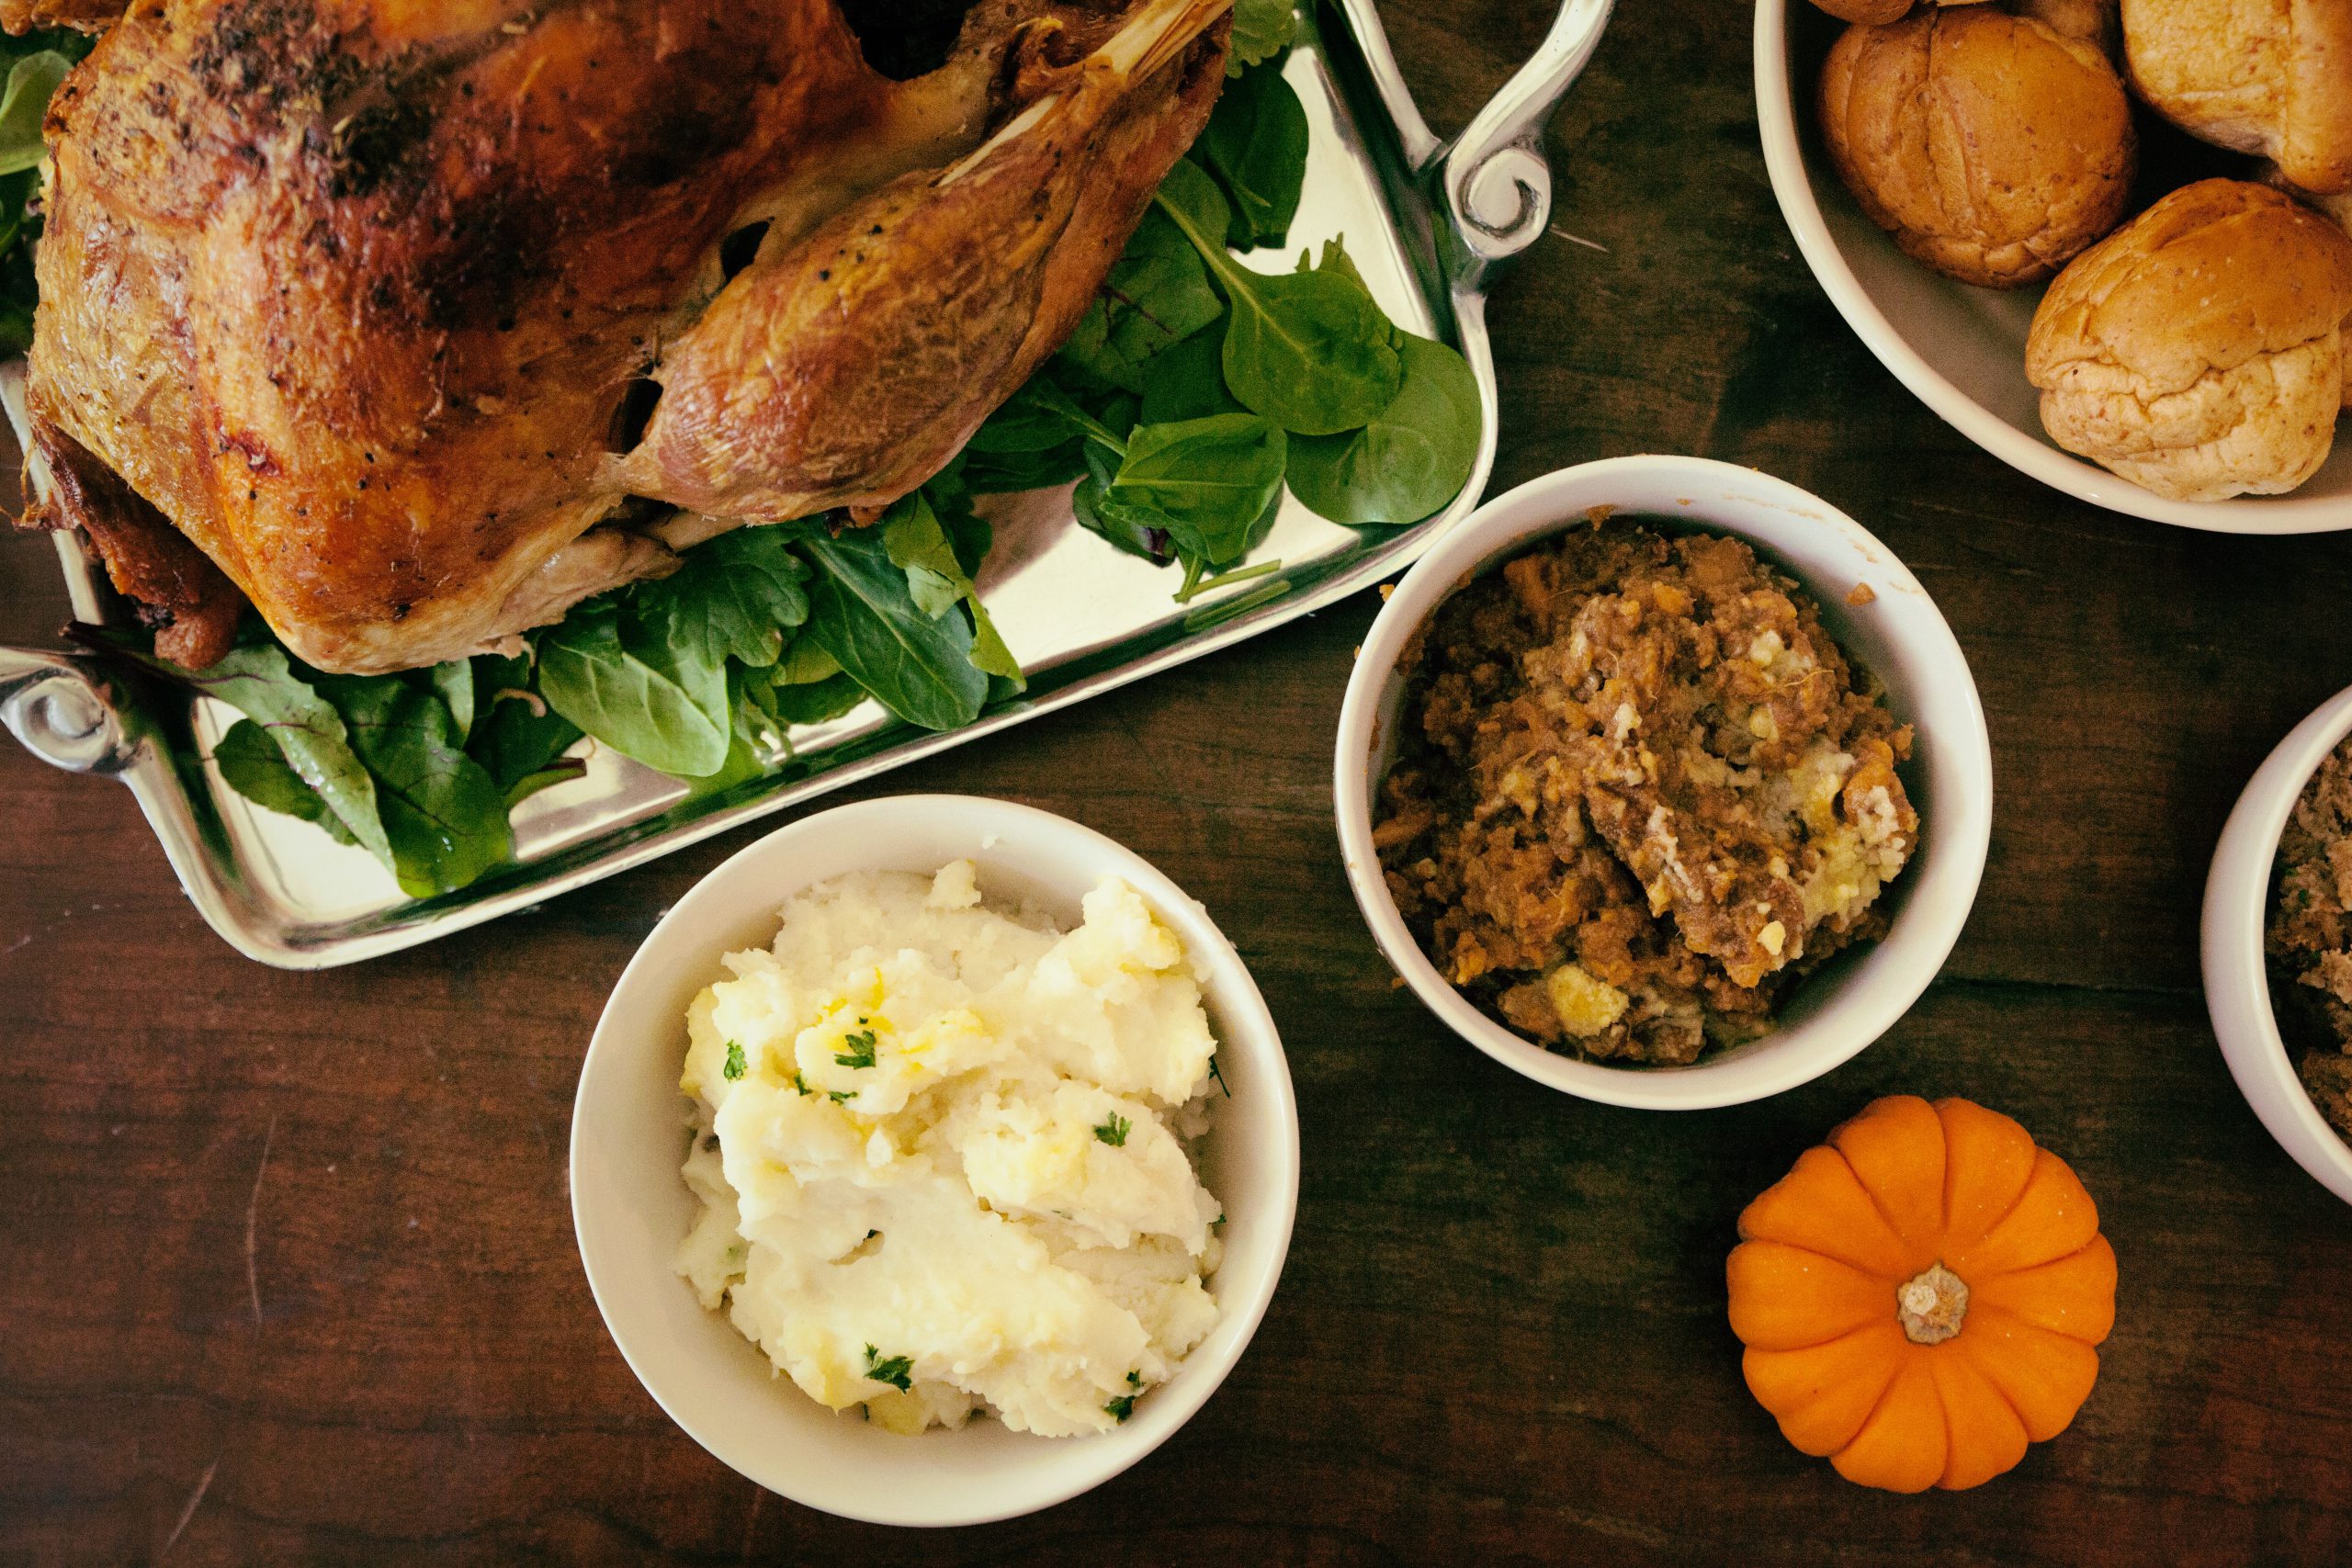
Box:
[1334,455,1993,1109]
[2201,689,2352,1203]
[1753,0,2352,534]
[571,795,1300,1527]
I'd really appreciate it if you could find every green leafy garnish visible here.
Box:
[833,1029,877,1069]
[862,1346,914,1393]
[1058,207,1225,394]
[537,595,731,778]
[317,673,513,897]
[1199,63,1307,250]
[800,527,989,733]
[1105,1371,1144,1422]
[1152,160,1400,436]
[828,1089,855,1105]
[1108,412,1287,570]
[1093,1113,1132,1148]
[1286,332,1483,525]
[1227,0,1298,74]
[722,1041,748,1081]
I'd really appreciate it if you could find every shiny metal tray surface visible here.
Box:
[0,0,1611,966]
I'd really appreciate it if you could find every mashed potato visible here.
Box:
[674,860,1225,1437]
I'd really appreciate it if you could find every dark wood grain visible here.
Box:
[8,3,2352,1562]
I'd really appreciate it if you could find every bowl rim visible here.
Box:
[2200,688,2352,1202]
[1751,0,2352,536]
[569,793,1303,1527]
[1331,454,1994,1110]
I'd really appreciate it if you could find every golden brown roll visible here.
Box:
[2123,0,2352,196]
[2013,0,2119,52]
[2026,180,2352,502]
[1819,6,2136,288]
[1810,0,1976,25]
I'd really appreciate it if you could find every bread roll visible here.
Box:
[1811,0,1979,26]
[2014,0,2119,52]
[1819,6,2136,288]
[2027,180,2352,502]
[2123,0,2352,195]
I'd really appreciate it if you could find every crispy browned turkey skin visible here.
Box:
[13,0,1229,671]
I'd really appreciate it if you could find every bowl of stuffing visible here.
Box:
[2203,687,2352,1204]
[1333,455,1994,1109]
[571,794,1299,1525]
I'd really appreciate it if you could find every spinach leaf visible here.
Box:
[537,596,731,777]
[799,528,989,732]
[427,659,476,744]
[756,669,867,728]
[130,641,393,866]
[1108,413,1287,569]
[1287,331,1484,525]
[881,491,1023,683]
[1074,440,1173,562]
[467,664,585,810]
[1200,64,1307,250]
[772,637,842,685]
[1152,161,1400,435]
[1228,0,1298,74]
[211,719,359,848]
[1137,328,1241,425]
[319,676,514,898]
[632,526,809,671]
[0,50,72,177]
[1056,206,1225,394]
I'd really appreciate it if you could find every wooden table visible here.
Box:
[7,3,2352,1562]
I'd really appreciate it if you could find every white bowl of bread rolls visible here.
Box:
[1757,0,2352,530]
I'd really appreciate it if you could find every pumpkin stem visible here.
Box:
[1895,1262,1969,1345]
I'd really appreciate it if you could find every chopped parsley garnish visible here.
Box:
[1093,1112,1132,1148]
[790,1071,813,1098]
[863,1345,914,1392]
[834,1029,877,1069]
[721,1041,747,1081]
[1206,1056,1230,1097]
[1104,1379,1139,1422]
[828,1089,855,1104]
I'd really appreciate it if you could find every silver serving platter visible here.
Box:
[0,0,1611,967]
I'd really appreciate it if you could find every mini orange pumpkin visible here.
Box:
[1726,1096,2116,1492]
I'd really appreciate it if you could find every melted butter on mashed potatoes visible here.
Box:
[675,860,1224,1437]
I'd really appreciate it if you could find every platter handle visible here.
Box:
[0,646,138,775]
[1331,0,1614,288]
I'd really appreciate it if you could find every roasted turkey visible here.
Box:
[10,0,1231,671]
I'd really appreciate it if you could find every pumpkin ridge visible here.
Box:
[1967,1295,2108,1349]
[1947,1335,2033,1446]
[1840,1340,1917,1460]
[1840,1144,1934,1269]
[1944,1142,2041,1258]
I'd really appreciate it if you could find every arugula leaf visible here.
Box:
[1228,0,1298,74]
[130,641,395,867]
[1199,63,1308,250]
[1056,207,1225,395]
[880,491,1022,684]
[632,527,809,671]
[537,596,731,777]
[1287,332,1483,525]
[211,719,359,848]
[1108,413,1287,569]
[319,675,514,898]
[1152,161,1400,436]
[799,528,989,732]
